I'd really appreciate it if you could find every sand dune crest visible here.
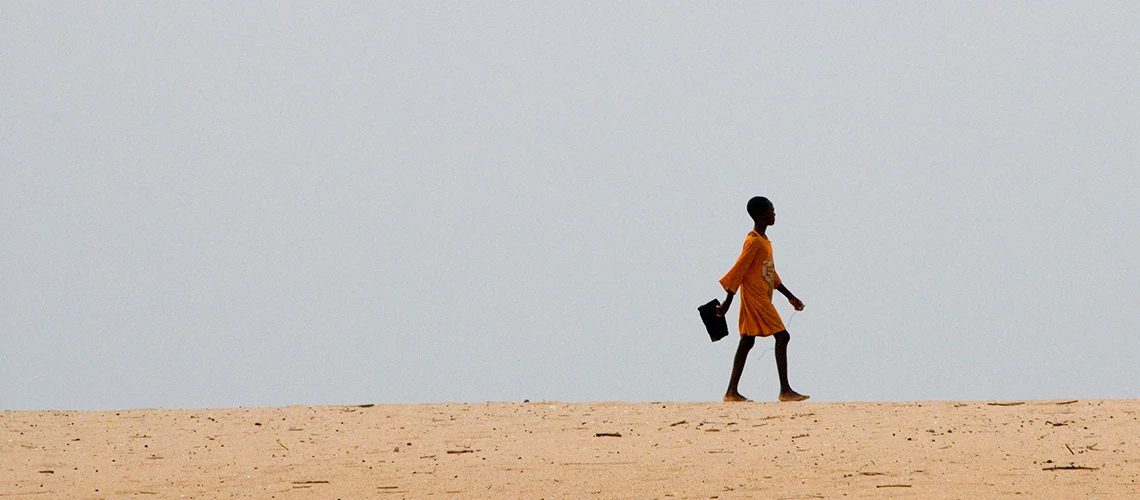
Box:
[3,399,1138,498]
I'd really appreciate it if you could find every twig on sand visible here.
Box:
[446,449,474,454]
[276,439,289,451]
[987,402,1025,406]
[1043,465,1098,471]
[595,432,622,437]
[669,420,687,427]
[1055,400,1079,405]
[876,484,912,488]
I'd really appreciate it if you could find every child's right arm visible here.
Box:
[718,236,759,316]
[715,291,734,316]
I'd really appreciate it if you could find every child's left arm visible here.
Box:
[776,284,805,311]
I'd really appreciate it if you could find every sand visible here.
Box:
[2,399,1138,499]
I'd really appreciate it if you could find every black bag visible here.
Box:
[698,299,729,342]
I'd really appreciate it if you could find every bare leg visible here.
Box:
[774,330,809,402]
[724,335,755,402]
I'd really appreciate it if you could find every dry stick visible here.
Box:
[1043,465,1099,471]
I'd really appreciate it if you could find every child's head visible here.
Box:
[747,196,775,225]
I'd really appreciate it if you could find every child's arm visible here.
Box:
[718,237,760,316]
[715,291,734,316]
[776,284,805,311]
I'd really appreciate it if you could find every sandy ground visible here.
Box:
[2,399,1138,499]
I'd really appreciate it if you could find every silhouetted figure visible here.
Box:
[717,196,809,402]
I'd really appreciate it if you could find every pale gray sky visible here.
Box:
[3,3,1138,410]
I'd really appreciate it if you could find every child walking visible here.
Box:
[716,196,809,402]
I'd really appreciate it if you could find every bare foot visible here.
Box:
[723,392,752,402]
[778,391,810,402]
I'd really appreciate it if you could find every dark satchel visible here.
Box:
[698,299,729,342]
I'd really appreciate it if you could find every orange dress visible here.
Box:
[720,230,785,337]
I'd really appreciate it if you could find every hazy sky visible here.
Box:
[3,3,1138,410]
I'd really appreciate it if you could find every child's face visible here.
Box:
[763,204,776,225]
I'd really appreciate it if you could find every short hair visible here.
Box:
[746,196,772,220]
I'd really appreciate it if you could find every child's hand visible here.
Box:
[789,297,805,311]
[715,302,730,317]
